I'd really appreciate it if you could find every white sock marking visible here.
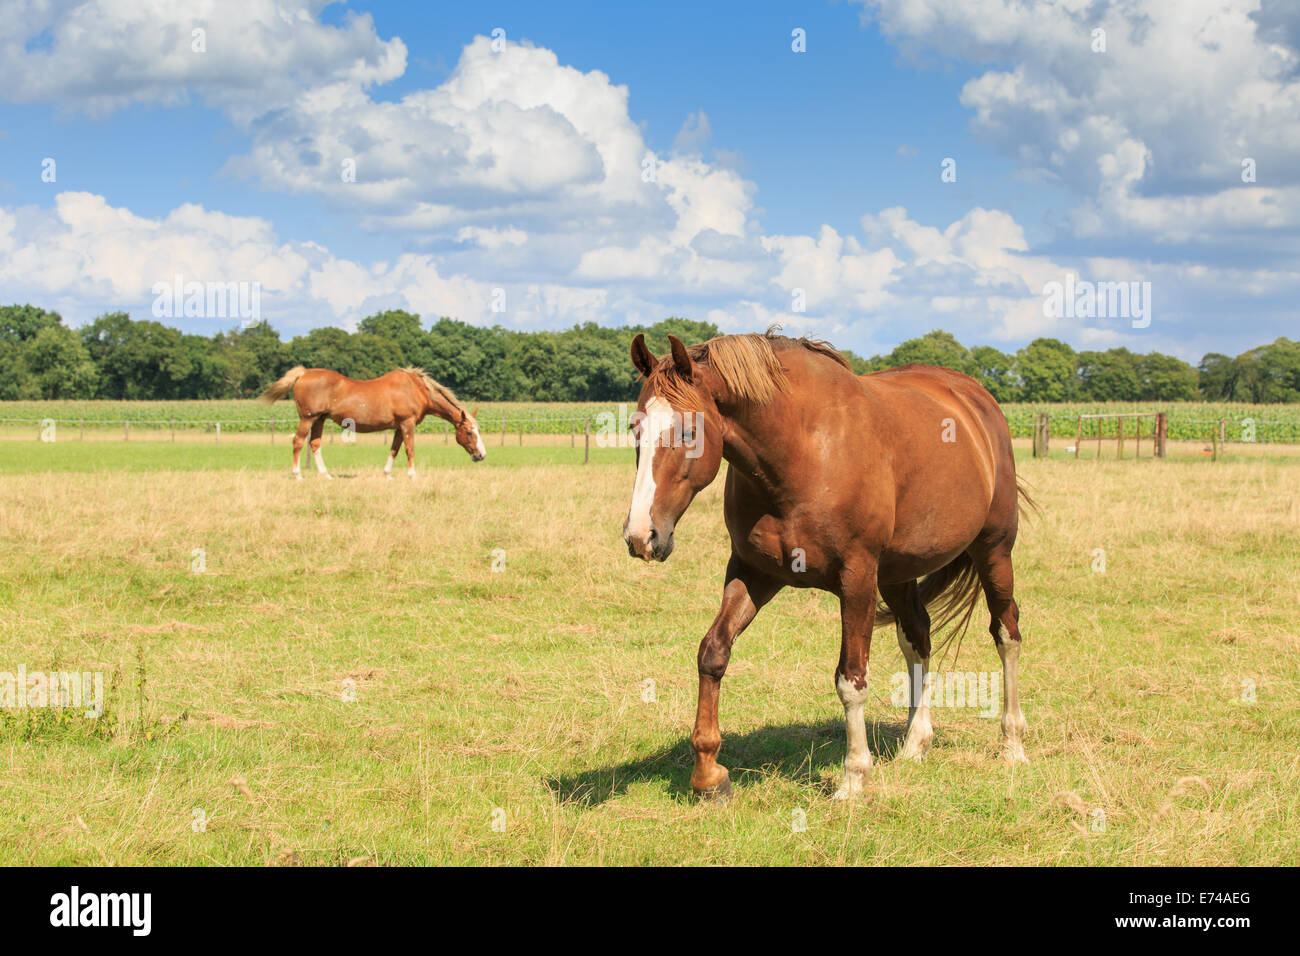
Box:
[996,625,1027,763]
[833,668,872,799]
[896,623,934,760]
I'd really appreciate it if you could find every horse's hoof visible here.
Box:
[1002,746,1029,765]
[832,768,871,800]
[692,772,732,803]
[293,473,302,481]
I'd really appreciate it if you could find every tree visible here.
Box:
[1197,352,1237,400]
[1077,348,1139,401]
[0,339,37,399]
[1247,337,1300,403]
[5,300,1299,405]
[1134,352,1198,401]
[80,312,193,399]
[970,345,1021,402]
[885,330,973,374]
[24,324,98,398]
[0,304,62,343]
[289,326,351,372]
[357,310,429,367]
[1017,338,1077,402]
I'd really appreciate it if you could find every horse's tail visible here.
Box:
[874,479,1037,658]
[1016,475,1040,522]
[259,366,307,403]
[874,552,983,647]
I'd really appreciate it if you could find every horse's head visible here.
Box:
[455,408,486,462]
[622,333,725,561]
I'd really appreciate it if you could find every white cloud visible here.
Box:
[0,0,406,119]
[3,3,1297,363]
[858,0,1300,241]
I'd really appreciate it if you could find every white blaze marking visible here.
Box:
[627,396,673,542]
[475,427,486,458]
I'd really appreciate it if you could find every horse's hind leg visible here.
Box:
[880,580,933,761]
[309,417,331,479]
[291,418,312,480]
[384,429,402,478]
[970,540,1027,763]
[401,420,416,478]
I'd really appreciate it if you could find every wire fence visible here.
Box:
[2,410,1299,444]
[0,414,611,454]
[1001,411,1300,444]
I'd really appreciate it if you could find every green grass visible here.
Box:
[0,448,1297,864]
[0,439,625,474]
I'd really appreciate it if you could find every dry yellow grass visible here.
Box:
[0,449,1297,864]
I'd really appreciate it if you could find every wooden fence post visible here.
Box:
[216,422,221,444]
[1156,412,1166,458]
[584,417,590,464]
[1117,416,1124,460]
[1074,416,1082,459]
[501,414,506,447]
[1032,413,1050,458]
[124,421,130,441]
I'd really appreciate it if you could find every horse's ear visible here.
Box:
[630,333,655,378]
[668,335,693,381]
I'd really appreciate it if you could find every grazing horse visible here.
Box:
[259,366,486,479]
[622,331,1032,801]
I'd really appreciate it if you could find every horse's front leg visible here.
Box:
[833,562,879,800]
[691,557,780,800]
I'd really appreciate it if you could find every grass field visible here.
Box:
[1,439,1297,865]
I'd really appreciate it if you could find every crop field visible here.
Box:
[3,399,1300,443]
[1,421,1297,866]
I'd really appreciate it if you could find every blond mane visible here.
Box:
[645,331,849,409]
[404,367,472,422]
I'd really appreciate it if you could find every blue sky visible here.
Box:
[1,0,1296,361]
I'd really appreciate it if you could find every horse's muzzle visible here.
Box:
[623,524,674,562]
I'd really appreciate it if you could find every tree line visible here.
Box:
[1,304,1296,404]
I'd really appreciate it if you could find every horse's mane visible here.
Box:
[404,367,472,421]
[645,329,850,409]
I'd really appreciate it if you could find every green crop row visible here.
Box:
[2,399,1299,442]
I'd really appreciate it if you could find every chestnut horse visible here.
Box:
[259,366,485,479]
[623,331,1031,801]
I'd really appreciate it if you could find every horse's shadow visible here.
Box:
[544,717,911,806]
